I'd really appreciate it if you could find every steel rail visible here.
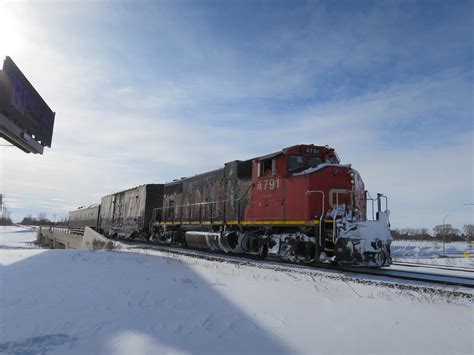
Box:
[392,261,474,273]
[337,266,474,288]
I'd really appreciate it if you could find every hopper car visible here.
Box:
[69,204,100,230]
[99,184,164,238]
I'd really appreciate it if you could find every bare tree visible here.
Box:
[0,208,13,226]
[391,228,431,240]
[433,224,462,241]
[464,224,474,243]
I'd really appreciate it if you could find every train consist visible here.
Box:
[69,144,392,267]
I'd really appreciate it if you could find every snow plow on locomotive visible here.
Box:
[68,144,392,267]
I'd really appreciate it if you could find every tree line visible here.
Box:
[392,224,473,242]
[0,216,13,226]
[19,212,68,226]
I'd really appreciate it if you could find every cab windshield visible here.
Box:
[307,156,324,167]
[288,155,304,171]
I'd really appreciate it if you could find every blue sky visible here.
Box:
[0,0,472,229]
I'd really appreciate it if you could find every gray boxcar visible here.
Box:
[69,204,100,229]
[100,184,164,238]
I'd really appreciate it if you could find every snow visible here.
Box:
[1,226,473,354]
[392,240,474,267]
[396,257,474,268]
[0,225,38,248]
[292,163,351,176]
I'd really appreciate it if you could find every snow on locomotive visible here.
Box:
[69,144,392,267]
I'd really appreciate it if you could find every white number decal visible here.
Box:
[268,179,275,190]
[256,179,279,191]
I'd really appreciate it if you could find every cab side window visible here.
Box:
[258,159,275,177]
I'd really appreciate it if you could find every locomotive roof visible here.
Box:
[165,167,224,186]
[255,144,334,161]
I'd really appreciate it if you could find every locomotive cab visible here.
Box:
[245,144,362,225]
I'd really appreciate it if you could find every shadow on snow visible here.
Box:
[0,249,293,354]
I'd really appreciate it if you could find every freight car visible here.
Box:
[67,184,164,237]
[100,184,164,238]
[69,204,100,230]
[69,144,392,267]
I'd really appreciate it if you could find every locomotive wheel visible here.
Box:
[247,245,268,261]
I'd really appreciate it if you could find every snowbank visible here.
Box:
[392,240,473,267]
[0,227,472,354]
[0,225,38,248]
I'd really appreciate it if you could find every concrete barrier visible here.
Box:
[81,227,113,249]
[37,227,83,249]
[37,226,113,250]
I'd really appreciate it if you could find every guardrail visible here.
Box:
[43,226,84,236]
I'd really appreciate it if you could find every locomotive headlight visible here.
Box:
[371,239,383,249]
[350,179,355,185]
[350,172,355,177]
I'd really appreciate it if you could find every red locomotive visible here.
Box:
[151,144,392,267]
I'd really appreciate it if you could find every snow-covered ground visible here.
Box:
[1,226,473,354]
[0,225,38,248]
[392,240,474,267]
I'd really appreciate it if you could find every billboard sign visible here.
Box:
[0,56,55,148]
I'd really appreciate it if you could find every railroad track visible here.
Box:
[340,265,474,288]
[392,261,474,273]
[117,240,474,289]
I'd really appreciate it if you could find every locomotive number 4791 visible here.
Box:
[255,178,280,191]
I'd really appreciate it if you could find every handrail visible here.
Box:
[152,198,242,225]
[305,190,325,249]
[46,226,84,236]
[333,193,338,242]
[365,191,376,220]
[379,194,388,211]
[152,182,254,226]
[330,189,352,242]
[364,192,389,221]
